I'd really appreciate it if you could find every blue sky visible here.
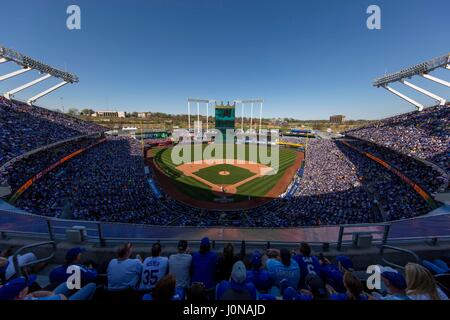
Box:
[0,0,449,119]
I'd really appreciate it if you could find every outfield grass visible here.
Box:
[155,143,298,202]
[194,164,255,185]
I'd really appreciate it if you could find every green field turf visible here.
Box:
[154,143,298,202]
[193,164,255,185]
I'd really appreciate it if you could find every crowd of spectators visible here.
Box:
[8,135,434,227]
[344,139,447,193]
[1,240,448,301]
[1,101,443,227]
[345,104,449,174]
[1,136,101,192]
[15,136,165,221]
[0,97,105,166]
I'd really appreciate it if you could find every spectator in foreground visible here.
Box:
[191,237,218,290]
[49,247,97,287]
[186,282,208,302]
[216,243,240,282]
[304,273,329,300]
[142,274,179,301]
[1,247,39,282]
[107,243,143,291]
[246,251,274,294]
[372,268,410,300]
[0,275,96,300]
[293,242,322,288]
[319,255,353,293]
[265,248,300,289]
[216,261,257,300]
[139,242,168,291]
[329,271,368,300]
[169,240,192,289]
[405,263,448,300]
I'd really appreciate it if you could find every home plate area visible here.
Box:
[176,160,273,196]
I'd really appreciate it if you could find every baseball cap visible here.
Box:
[200,237,210,247]
[230,261,247,284]
[381,270,407,290]
[177,240,188,251]
[251,251,262,268]
[336,255,353,270]
[0,275,36,300]
[65,247,85,263]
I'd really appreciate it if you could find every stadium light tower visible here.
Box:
[0,45,78,105]
[236,99,264,132]
[373,53,450,111]
[187,98,215,132]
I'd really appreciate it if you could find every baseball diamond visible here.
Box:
[152,143,302,209]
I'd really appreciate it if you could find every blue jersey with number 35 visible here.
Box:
[139,256,169,290]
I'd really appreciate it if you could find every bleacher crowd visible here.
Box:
[0,99,445,227]
[0,240,448,301]
[346,104,449,174]
[0,97,105,166]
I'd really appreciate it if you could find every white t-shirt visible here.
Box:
[139,256,169,291]
[107,258,143,290]
[407,287,449,300]
[5,253,37,280]
[169,253,192,288]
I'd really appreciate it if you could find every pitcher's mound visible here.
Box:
[219,171,231,176]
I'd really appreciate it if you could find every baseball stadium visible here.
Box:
[0,0,449,305]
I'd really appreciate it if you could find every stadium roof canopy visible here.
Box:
[0,45,78,105]
[373,53,450,111]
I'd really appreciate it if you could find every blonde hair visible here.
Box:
[405,263,440,300]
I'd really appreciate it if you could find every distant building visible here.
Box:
[92,111,126,118]
[329,115,346,123]
[138,112,151,118]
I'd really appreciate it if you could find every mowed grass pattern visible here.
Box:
[194,164,255,185]
[155,144,297,201]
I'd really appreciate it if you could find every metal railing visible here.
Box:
[337,223,390,251]
[12,241,56,278]
[379,244,420,270]
[1,208,449,250]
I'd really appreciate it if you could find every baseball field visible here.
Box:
[152,143,303,209]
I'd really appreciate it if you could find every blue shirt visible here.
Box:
[191,251,218,289]
[320,264,345,293]
[246,269,273,292]
[107,258,143,290]
[49,264,97,285]
[265,258,300,289]
[330,293,368,301]
[293,254,322,288]
[216,280,257,300]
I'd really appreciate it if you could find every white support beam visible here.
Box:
[241,102,245,131]
[421,73,450,88]
[187,101,191,131]
[206,101,209,132]
[0,67,32,81]
[250,103,254,131]
[259,102,263,133]
[197,102,200,128]
[445,65,450,70]
[384,85,424,111]
[27,81,68,105]
[4,74,52,99]
[0,58,8,64]
[401,80,446,105]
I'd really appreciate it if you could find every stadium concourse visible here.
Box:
[0,97,449,227]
